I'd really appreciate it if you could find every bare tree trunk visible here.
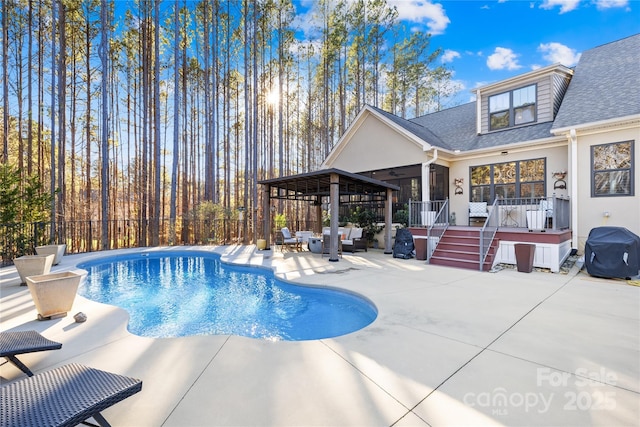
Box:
[100,0,109,249]
[169,2,179,244]
[252,3,259,241]
[85,16,92,227]
[49,0,57,239]
[1,0,8,162]
[37,0,44,178]
[151,0,160,245]
[27,0,33,174]
[242,0,250,244]
[56,0,66,237]
[140,3,149,246]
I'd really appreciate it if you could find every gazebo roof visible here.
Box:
[258,168,400,202]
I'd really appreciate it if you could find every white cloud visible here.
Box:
[487,47,522,70]
[539,0,581,14]
[538,42,581,66]
[388,0,451,35]
[441,49,461,63]
[595,0,628,9]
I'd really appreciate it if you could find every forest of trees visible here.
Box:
[1,0,458,251]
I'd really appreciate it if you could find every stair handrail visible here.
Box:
[426,198,449,263]
[478,198,500,271]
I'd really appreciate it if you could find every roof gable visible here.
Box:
[322,105,438,171]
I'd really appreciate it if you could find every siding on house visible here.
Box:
[327,113,428,173]
[477,65,573,134]
[552,72,572,117]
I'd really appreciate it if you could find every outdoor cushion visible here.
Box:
[469,202,488,217]
[281,227,293,239]
[295,231,313,243]
[338,227,349,240]
[342,228,367,253]
[349,228,363,240]
[343,227,362,244]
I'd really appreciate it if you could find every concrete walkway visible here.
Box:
[1,246,638,426]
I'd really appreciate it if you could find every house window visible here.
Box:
[489,84,536,130]
[470,158,546,202]
[591,140,634,197]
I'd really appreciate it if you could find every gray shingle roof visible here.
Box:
[364,34,639,152]
[410,102,555,152]
[366,105,449,148]
[552,34,640,130]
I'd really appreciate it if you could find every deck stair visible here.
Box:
[429,227,499,271]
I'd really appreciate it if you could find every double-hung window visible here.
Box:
[592,140,634,196]
[489,84,536,130]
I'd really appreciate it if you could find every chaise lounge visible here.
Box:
[0,330,62,377]
[1,363,143,427]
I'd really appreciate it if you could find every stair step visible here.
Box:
[436,242,481,252]
[440,236,480,245]
[427,228,498,272]
[433,249,482,261]
[430,256,492,271]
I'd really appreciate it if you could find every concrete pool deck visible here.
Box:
[1,245,639,426]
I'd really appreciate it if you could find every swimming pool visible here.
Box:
[77,251,377,341]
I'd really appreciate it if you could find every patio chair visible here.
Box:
[1,362,142,427]
[0,330,62,377]
[342,228,367,253]
[276,227,300,252]
[468,202,488,225]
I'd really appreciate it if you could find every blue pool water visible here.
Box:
[77,251,377,341]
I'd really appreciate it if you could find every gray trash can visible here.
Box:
[514,244,535,273]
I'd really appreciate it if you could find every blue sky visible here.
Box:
[294,0,639,106]
[388,0,640,102]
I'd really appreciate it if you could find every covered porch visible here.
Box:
[259,169,399,262]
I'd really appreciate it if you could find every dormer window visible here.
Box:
[489,84,537,130]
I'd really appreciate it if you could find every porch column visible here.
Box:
[421,149,438,201]
[329,173,340,261]
[262,184,271,249]
[384,188,393,254]
[421,162,430,202]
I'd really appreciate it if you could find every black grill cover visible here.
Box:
[393,228,414,259]
[585,227,640,279]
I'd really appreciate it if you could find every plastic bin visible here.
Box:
[414,236,428,260]
[514,243,536,273]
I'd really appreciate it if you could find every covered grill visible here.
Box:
[585,227,640,279]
